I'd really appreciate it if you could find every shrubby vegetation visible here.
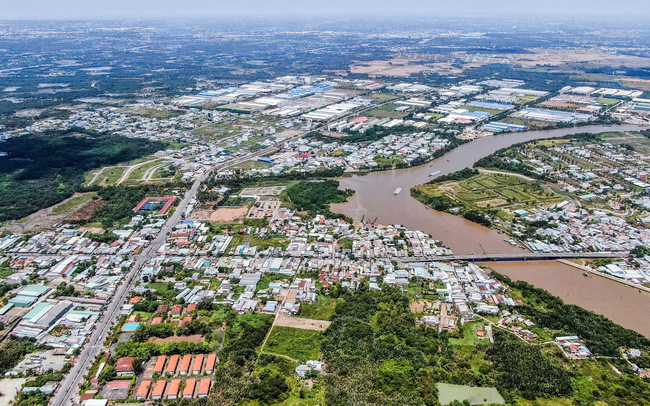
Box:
[286,180,353,218]
[0,129,164,220]
[493,273,650,357]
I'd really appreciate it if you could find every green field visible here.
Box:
[369,93,399,103]
[437,383,505,405]
[125,159,163,182]
[415,173,562,215]
[228,160,274,170]
[365,103,408,119]
[49,193,97,216]
[374,154,405,168]
[264,326,322,362]
[448,321,488,346]
[298,297,341,321]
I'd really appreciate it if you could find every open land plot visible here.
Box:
[149,334,204,344]
[437,383,505,405]
[0,378,27,406]
[264,326,322,362]
[49,192,97,216]
[369,93,399,103]
[417,174,562,212]
[508,49,650,68]
[209,207,248,223]
[228,160,274,171]
[274,315,331,331]
[298,298,341,321]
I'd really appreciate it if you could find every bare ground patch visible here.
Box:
[209,207,248,223]
[148,334,204,344]
[476,199,508,208]
[410,299,435,314]
[67,199,106,222]
[274,315,331,331]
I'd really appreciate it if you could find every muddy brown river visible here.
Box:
[331,124,650,336]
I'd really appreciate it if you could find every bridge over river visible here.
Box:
[396,251,628,263]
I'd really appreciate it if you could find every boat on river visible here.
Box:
[394,188,402,195]
[429,171,441,177]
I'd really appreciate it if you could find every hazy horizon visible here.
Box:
[3,0,650,20]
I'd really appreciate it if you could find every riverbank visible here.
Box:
[331,123,650,336]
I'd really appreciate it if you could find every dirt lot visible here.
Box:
[509,49,650,68]
[67,199,106,221]
[274,315,331,331]
[149,334,204,344]
[209,207,248,223]
[0,378,27,406]
[410,299,435,314]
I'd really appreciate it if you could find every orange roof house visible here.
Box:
[152,380,166,400]
[197,378,211,398]
[153,355,166,374]
[192,354,204,375]
[166,354,179,375]
[136,380,151,400]
[115,356,137,377]
[167,379,181,400]
[204,353,217,374]
[179,354,192,375]
[183,378,196,398]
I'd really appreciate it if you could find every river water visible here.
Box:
[331,124,650,336]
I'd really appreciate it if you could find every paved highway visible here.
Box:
[50,131,305,405]
[49,100,394,404]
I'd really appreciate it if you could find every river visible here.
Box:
[331,124,650,336]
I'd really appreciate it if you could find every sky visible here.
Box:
[2,0,650,20]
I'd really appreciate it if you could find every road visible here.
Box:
[50,100,397,404]
[50,170,204,406]
[50,131,304,405]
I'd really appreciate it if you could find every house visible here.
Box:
[135,380,151,400]
[197,378,211,398]
[151,380,166,400]
[183,378,196,398]
[115,357,137,377]
[171,304,183,317]
[204,353,217,374]
[179,354,192,375]
[153,355,166,375]
[167,379,181,400]
[166,354,179,375]
[186,304,196,313]
[192,354,204,375]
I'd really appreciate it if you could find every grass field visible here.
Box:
[298,297,341,321]
[264,326,322,362]
[126,159,163,182]
[50,193,97,216]
[369,93,399,103]
[228,160,274,170]
[365,103,408,119]
[462,105,504,116]
[100,167,126,186]
[448,321,486,346]
[374,154,405,167]
[416,173,562,213]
